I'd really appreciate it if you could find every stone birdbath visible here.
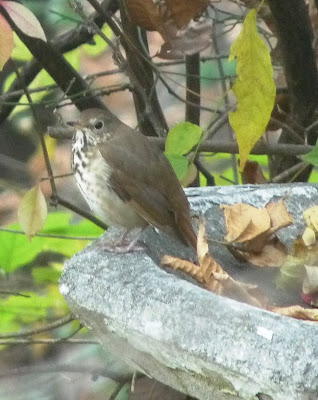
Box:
[60,183,318,400]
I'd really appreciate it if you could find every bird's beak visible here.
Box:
[66,121,80,128]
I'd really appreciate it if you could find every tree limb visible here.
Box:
[0,0,118,123]
[267,0,318,180]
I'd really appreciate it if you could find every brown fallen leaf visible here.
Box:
[271,305,318,321]
[265,199,293,234]
[162,219,264,307]
[162,219,318,322]
[222,200,292,266]
[221,203,271,243]
[236,239,287,268]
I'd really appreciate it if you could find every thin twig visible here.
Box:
[158,75,222,114]
[0,338,99,345]
[270,161,309,183]
[40,172,74,181]
[9,60,58,197]
[213,22,239,184]
[149,137,313,156]
[185,53,201,186]
[194,159,215,186]
[55,196,108,230]
[0,364,134,383]
[0,314,75,339]
[0,227,99,241]
[70,0,125,65]
[0,290,30,298]
[47,125,314,156]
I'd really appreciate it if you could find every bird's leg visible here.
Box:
[101,227,147,253]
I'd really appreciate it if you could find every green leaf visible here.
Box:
[301,145,318,167]
[165,153,189,180]
[228,9,276,169]
[0,287,69,333]
[0,212,103,273]
[165,122,202,155]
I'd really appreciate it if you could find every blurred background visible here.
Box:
[0,0,315,399]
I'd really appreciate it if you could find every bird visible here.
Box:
[69,108,197,251]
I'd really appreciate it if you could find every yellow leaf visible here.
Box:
[304,206,318,232]
[302,227,316,247]
[0,14,14,70]
[18,185,47,241]
[229,9,276,169]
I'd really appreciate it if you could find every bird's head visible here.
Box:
[67,108,112,144]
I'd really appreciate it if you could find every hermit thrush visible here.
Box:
[69,108,197,250]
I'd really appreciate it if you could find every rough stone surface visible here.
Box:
[60,184,318,400]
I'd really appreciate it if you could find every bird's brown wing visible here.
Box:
[98,130,197,247]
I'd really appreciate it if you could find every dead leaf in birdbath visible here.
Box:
[271,305,318,321]
[161,218,318,322]
[266,200,293,234]
[221,200,292,267]
[237,239,287,268]
[162,219,264,307]
[302,206,318,247]
[221,203,271,243]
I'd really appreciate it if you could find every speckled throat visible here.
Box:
[71,129,146,229]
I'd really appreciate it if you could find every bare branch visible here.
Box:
[0,314,75,339]
[0,0,119,123]
[0,338,98,345]
[0,364,135,383]
[0,227,99,241]
[9,60,58,198]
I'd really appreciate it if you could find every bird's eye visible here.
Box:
[94,120,104,130]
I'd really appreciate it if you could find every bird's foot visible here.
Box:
[100,241,145,253]
[99,228,146,253]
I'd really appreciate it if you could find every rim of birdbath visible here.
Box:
[60,183,318,400]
